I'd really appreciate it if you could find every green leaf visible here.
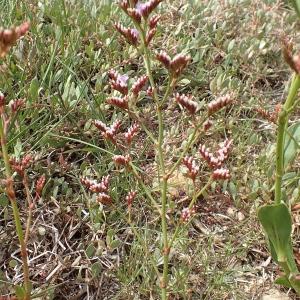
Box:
[289,274,300,293]
[91,262,102,278]
[15,285,25,300]
[85,244,96,258]
[258,203,292,262]
[29,77,39,103]
[290,0,300,19]
[109,239,121,250]
[0,194,8,207]
[275,275,292,288]
[284,122,300,167]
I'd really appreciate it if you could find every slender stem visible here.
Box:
[135,22,171,300]
[275,74,300,205]
[167,116,207,178]
[0,120,31,299]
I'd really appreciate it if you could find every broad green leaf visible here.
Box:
[275,275,293,288]
[258,203,292,262]
[91,262,102,278]
[284,122,300,167]
[85,244,96,258]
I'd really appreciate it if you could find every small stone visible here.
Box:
[38,226,46,236]
[237,211,245,221]
[226,206,237,217]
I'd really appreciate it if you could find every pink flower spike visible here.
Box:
[114,23,139,46]
[212,168,231,180]
[113,154,131,166]
[149,15,160,29]
[128,8,142,23]
[170,53,190,77]
[96,193,112,205]
[208,94,233,115]
[107,96,129,110]
[175,93,198,114]
[126,190,137,207]
[132,75,148,95]
[156,50,171,69]
[181,206,196,222]
[94,120,109,132]
[10,98,25,112]
[146,28,156,46]
[183,156,199,181]
[125,122,139,144]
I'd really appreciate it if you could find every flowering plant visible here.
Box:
[81,1,234,298]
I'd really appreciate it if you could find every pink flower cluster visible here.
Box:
[81,175,112,205]
[113,154,131,166]
[126,190,137,207]
[93,120,121,143]
[157,51,190,77]
[120,0,163,20]
[10,154,33,177]
[182,156,199,182]
[175,93,198,114]
[199,138,233,180]
[181,207,196,222]
[125,122,139,144]
[208,94,233,115]
[114,23,139,46]
[107,70,148,110]
[0,21,30,57]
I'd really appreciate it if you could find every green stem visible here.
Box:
[135,22,173,300]
[0,120,31,299]
[275,74,300,205]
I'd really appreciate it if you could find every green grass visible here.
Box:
[1,0,300,299]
